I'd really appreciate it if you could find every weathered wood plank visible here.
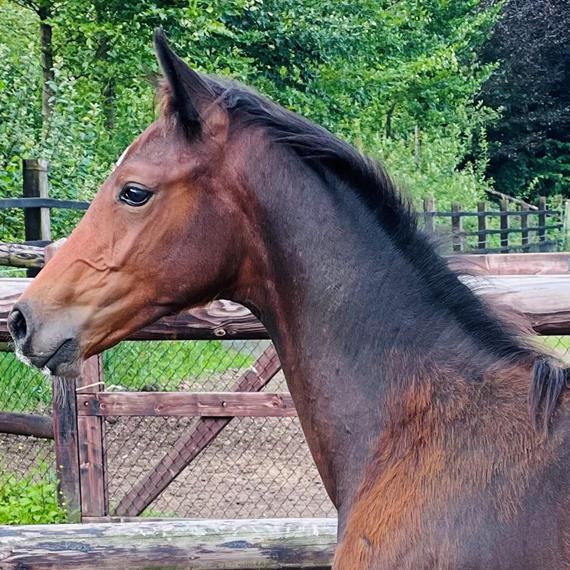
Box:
[22,159,50,278]
[0,242,45,269]
[521,204,530,253]
[3,247,568,276]
[22,159,51,243]
[77,356,107,519]
[78,391,296,417]
[0,518,337,569]
[447,252,569,275]
[451,202,463,253]
[0,411,53,439]
[538,196,547,251]
[463,275,570,335]
[477,202,486,250]
[52,378,81,522]
[500,199,509,251]
[0,197,90,210]
[115,346,281,517]
[0,270,569,341]
[127,299,268,340]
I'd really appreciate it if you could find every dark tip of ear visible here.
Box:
[153,27,168,52]
[152,27,217,139]
[153,27,175,72]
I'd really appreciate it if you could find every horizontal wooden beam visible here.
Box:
[0,242,45,269]
[0,411,53,439]
[126,300,269,340]
[113,346,282,517]
[2,243,568,276]
[464,274,570,335]
[0,518,337,569]
[0,279,267,342]
[448,252,569,275]
[0,197,89,210]
[1,271,569,342]
[77,392,296,417]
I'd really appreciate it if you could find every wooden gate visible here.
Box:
[63,347,293,522]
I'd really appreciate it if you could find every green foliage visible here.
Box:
[480,0,570,200]
[0,0,502,240]
[0,467,67,524]
[0,351,52,413]
[378,127,492,210]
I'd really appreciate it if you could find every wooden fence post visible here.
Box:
[451,203,463,253]
[538,196,547,252]
[76,355,107,520]
[563,200,570,251]
[500,199,509,252]
[22,159,50,277]
[52,378,81,522]
[521,204,530,253]
[423,197,436,235]
[113,346,282,517]
[477,201,486,250]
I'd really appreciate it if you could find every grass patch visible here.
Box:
[0,467,67,524]
[103,340,254,391]
[0,351,51,413]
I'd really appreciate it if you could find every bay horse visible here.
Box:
[9,29,570,569]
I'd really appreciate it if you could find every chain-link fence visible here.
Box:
[0,339,336,521]
[1,335,569,523]
[101,339,334,519]
[0,349,58,523]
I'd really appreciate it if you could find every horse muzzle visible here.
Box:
[8,301,82,378]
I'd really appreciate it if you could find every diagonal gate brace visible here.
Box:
[114,345,281,517]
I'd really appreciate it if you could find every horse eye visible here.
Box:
[119,185,153,207]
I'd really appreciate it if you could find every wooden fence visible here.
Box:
[1,161,569,265]
[420,196,567,254]
[0,252,569,525]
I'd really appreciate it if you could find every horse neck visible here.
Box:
[230,143,508,520]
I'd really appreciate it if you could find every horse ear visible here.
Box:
[153,28,220,139]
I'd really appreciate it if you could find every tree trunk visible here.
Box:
[38,5,55,128]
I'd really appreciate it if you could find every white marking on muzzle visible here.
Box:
[14,346,32,368]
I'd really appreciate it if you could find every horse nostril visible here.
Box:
[8,309,28,343]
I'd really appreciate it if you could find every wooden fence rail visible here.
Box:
[0,411,53,439]
[2,268,569,339]
[421,197,568,254]
[0,518,337,569]
[77,391,296,417]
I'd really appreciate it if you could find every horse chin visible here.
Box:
[44,338,83,378]
[46,357,83,379]
[17,337,84,379]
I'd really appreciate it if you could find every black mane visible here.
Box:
[163,73,568,433]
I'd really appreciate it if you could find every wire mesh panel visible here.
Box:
[102,340,270,392]
[104,412,334,519]
[146,415,334,519]
[0,351,60,523]
[540,336,570,365]
[100,339,335,519]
